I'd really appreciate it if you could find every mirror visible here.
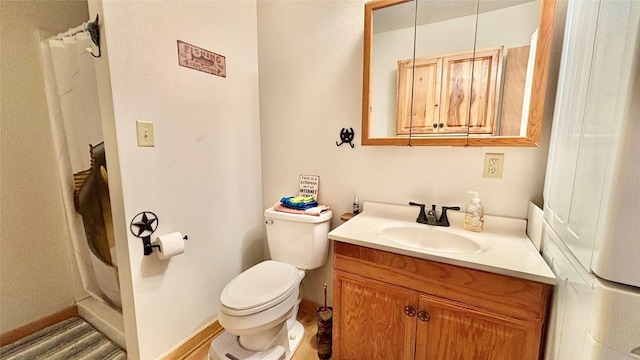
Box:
[362,0,556,146]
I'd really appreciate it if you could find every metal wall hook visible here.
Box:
[86,14,101,58]
[336,127,355,148]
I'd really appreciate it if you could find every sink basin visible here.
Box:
[376,224,484,254]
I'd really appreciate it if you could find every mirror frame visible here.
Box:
[361,0,557,146]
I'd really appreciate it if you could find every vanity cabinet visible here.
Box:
[336,272,419,359]
[333,242,550,360]
[396,47,502,136]
[414,294,539,359]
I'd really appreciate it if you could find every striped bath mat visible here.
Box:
[0,317,126,359]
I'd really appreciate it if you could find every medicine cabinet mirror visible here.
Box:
[362,0,556,146]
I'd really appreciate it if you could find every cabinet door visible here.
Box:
[439,47,502,134]
[414,294,540,360]
[544,0,640,283]
[396,57,441,135]
[333,271,418,360]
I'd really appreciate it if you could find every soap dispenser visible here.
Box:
[464,191,484,232]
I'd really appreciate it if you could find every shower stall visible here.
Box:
[40,20,125,349]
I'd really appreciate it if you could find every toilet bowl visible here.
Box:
[217,208,332,360]
[218,261,305,357]
[219,260,303,333]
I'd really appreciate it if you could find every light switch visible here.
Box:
[136,120,154,147]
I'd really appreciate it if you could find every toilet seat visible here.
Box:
[220,260,300,317]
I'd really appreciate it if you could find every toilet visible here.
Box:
[216,207,333,360]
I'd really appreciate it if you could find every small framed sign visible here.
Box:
[299,175,319,200]
[177,40,226,78]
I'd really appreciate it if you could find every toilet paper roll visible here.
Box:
[154,232,185,260]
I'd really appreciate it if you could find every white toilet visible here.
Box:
[217,207,333,360]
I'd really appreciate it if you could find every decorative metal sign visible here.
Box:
[177,40,226,78]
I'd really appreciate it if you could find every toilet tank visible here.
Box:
[264,207,333,270]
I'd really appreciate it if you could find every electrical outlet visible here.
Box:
[483,153,504,179]
[136,120,155,147]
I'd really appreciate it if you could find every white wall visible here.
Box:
[257,0,565,305]
[93,1,263,358]
[0,1,89,334]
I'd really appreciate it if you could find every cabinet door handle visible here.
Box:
[418,310,430,322]
[404,305,416,317]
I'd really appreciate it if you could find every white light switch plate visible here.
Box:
[136,120,154,147]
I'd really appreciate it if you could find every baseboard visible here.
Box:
[161,320,224,360]
[0,306,78,346]
[77,297,125,350]
[299,298,322,316]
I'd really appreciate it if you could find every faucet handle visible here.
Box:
[409,202,427,224]
[442,206,461,211]
[437,206,461,227]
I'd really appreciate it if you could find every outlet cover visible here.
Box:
[136,120,155,147]
[483,153,504,179]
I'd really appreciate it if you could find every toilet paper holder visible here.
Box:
[129,211,188,256]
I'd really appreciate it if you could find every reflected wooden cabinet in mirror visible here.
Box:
[397,47,503,136]
[362,0,557,146]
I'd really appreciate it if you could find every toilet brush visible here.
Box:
[317,283,333,359]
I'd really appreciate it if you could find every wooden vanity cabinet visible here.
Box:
[333,242,551,360]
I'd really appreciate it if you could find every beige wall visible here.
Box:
[93,1,264,358]
[0,1,89,334]
[257,0,565,305]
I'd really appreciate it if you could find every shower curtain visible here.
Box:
[41,31,121,310]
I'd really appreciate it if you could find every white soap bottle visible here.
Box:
[464,191,484,232]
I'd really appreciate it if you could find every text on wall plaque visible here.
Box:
[177,40,226,78]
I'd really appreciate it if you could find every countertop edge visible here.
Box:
[330,235,556,285]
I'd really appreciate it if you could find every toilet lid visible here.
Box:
[220,260,299,312]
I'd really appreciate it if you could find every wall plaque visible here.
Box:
[177,40,226,78]
[299,174,319,200]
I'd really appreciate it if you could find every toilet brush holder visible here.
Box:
[316,306,333,359]
[317,283,332,359]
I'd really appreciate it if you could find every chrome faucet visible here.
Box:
[410,202,460,227]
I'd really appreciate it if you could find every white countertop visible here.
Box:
[328,201,556,285]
